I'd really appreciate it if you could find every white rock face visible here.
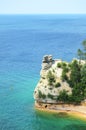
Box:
[34,55,72,103]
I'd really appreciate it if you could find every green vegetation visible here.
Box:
[59,40,86,104]
[62,62,67,67]
[63,67,69,73]
[69,63,71,67]
[49,87,53,90]
[57,62,62,68]
[57,61,69,82]
[61,67,69,82]
[47,70,55,85]
[55,82,61,88]
[62,73,68,81]
[38,90,46,99]
[42,77,45,79]
[58,90,69,103]
[48,93,54,99]
[69,60,81,87]
[77,40,86,62]
[39,40,86,104]
[57,62,67,68]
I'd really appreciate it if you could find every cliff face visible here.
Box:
[34,55,72,104]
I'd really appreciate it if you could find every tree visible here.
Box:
[61,72,68,81]
[38,90,46,99]
[82,40,86,51]
[58,90,68,103]
[77,40,86,62]
[47,71,55,85]
[48,93,54,99]
[81,64,86,97]
[61,66,69,82]
[82,40,86,62]
[55,82,61,88]
[77,49,83,63]
[70,60,81,87]
[57,63,62,68]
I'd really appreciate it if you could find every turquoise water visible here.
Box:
[0,14,86,130]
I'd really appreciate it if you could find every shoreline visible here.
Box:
[35,102,86,121]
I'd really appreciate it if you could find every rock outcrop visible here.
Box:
[42,55,54,70]
[34,55,72,104]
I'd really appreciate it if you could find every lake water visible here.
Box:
[0,14,86,130]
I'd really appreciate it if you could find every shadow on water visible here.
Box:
[35,110,70,120]
[53,112,69,118]
[64,124,86,130]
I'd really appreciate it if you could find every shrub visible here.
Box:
[42,94,46,99]
[61,72,68,81]
[55,82,61,88]
[47,71,56,85]
[68,63,72,68]
[62,62,67,67]
[49,87,53,90]
[69,60,81,87]
[57,63,62,68]
[58,90,69,103]
[38,90,46,99]
[42,77,45,79]
[48,93,54,99]
[63,67,69,73]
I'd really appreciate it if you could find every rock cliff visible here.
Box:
[34,55,72,104]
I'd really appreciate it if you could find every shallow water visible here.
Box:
[35,110,86,130]
[0,14,86,130]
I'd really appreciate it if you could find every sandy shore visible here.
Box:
[35,102,86,121]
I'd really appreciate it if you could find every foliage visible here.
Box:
[57,62,62,68]
[47,70,56,85]
[62,62,67,67]
[81,64,86,85]
[77,49,83,63]
[58,90,69,103]
[81,64,86,97]
[62,73,68,81]
[38,90,46,99]
[61,62,69,82]
[48,93,54,99]
[77,40,86,62]
[57,62,67,68]
[83,40,86,50]
[63,67,69,73]
[55,82,61,88]
[59,40,86,104]
[38,40,86,104]
[68,63,72,68]
[69,60,81,87]
[61,66,68,82]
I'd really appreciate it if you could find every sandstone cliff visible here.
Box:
[34,55,72,103]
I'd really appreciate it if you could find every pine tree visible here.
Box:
[70,60,81,87]
[77,49,83,63]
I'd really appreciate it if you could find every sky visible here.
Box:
[0,0,86,14]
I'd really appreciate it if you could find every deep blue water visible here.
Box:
[0,15,86,130]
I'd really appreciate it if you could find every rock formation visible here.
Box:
[42,55,54,70]
[34,55,72,104]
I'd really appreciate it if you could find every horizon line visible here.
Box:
[0,13,86,15]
